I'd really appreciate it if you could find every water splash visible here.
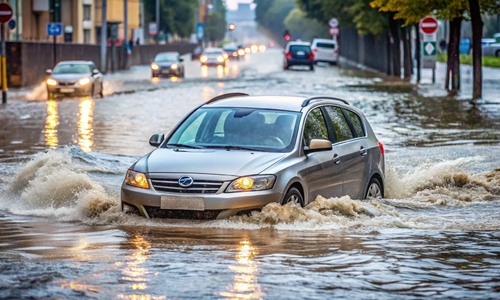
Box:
[25,82,48,101]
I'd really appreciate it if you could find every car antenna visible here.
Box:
[206,93,249,104]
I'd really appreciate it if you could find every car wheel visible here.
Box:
[91,84,95,97]
[309,64,314,71]
[282,187,304,207]
[365,177,383,199]
[152,72,158,78]
[99,83,104,98]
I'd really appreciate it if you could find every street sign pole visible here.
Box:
[419,16,439,83]
[0,2,13,104]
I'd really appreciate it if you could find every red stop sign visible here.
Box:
[0,3,12,24]
[420,16,439,35]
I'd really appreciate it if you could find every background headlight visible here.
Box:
[171,64,178,69]
[151,63,159,70]
[125,170,150,189]
[79,78,90,85]
[46,78,57,86]
[226,175,276,192]
[200,56,208,63]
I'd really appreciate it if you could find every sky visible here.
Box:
[224,0,255,11]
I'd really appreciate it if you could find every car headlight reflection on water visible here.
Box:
[226,175,276,192]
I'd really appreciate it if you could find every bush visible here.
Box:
[436,52,500,68]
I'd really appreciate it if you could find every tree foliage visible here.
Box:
[284,9,329,41]
[144,0,198,38]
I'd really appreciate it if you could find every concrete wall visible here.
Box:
[6,42,198,87]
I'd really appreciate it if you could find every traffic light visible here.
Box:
[228,23,236,31]
[284,29,290,41]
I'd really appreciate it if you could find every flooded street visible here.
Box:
[1,48,500,299]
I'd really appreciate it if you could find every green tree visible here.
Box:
[253,0,296,45]
[284,9,329,41]
[144,0,198,39]
[205,0,227,43]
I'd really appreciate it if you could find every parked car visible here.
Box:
[311,38,338,65]
[459,38,471,54]
[482,40,500,57]
[151,51,185,78]
[222,43,240,60]
[283,41,314,71]
[46,60,103,99]
[199,47,227,66]
[121,93,385,219]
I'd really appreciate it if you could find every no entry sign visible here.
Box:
[420,16,439,35]
[0,3,13,24]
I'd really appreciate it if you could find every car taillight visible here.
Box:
[309,53,314,59]
[378,141,385,155]
[285,52,292,59]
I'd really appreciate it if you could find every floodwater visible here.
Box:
[1,48,500,299]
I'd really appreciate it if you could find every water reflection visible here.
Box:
[117,234,159,299]
[44,100,59,149]
[78,97,94,152]
[201,65,208,78]
[220,238,264,299]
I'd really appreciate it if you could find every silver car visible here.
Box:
[121,93,385,219]
[46,60,104,99]
[151,51,185,78]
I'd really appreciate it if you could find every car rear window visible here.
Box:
[289,45,311,54]
[316,42,336,49]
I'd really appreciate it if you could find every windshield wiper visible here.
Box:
[166,143,204,149]
[204,145,263,151]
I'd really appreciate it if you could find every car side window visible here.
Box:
[324,106,354,142]
[343,109,365,137]
[303,108,329,146]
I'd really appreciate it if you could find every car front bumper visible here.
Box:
[121,182,283,219]
[47,85,92,96]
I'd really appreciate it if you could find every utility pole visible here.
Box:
[156,0,159,44]
[124,0,128,69]
[101,0,107,73]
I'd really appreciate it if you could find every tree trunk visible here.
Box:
[446,17,462,93]
[415,24,421,83]
[468,0,483,99]
[401,26,412,80]
[388,15,401,77]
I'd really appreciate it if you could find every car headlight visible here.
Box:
[200,55,208,63]
[151,63,159,70]
[125,170,150,189]
[217,56,224,62]
[46,78,58,86]
[79,78,90,86]
[226,175,276,193]
[171,64,178,70]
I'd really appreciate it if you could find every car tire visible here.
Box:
[282,187,304,207]
[152,72,158,78]
[99,83,104,98]
[91,85,95,97]
[365,177,383,199]
[309,64,314,71]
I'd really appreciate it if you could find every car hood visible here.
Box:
[135,148,287,176]
[50,73,90,81]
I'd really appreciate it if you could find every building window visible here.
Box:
[83,4,91,21]
[84,29,91,44]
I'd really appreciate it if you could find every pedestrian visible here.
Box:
[439,39,446,52]
[135,38,140,46]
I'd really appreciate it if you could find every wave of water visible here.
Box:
[0,147,498,231]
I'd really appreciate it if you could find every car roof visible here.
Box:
[287,41,311,46]
[57,60,93,65]
[203,95,351,112]
[312,38,337,44]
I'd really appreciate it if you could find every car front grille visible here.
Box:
[59,81,76,86]
[144,206,222,219]
[150,178,223,194]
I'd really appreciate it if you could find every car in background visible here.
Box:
[46,60,103,99]
[311,38,338,65]
[283,41,314,71]
[121,93,385,219]
[482,42,500,57]
[151,51,185,78]
[222,43,240,60]
[200,47,227,66]
[482,38,496,47]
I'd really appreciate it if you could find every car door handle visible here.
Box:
[333,154,340,165]
[359,147,367,156]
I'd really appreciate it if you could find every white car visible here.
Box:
[482,39,500,57]
[311,38,338,65]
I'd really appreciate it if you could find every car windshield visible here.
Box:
[155,53,178,62]
[204,49,223,55]
[53,64,91,74]
[165,107,301,152]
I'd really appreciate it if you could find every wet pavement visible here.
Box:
[1,47,500,299]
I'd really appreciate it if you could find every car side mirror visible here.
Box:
[149,134,165,147]
[46,69,52,74]
[305,139,332,153]
[92,69,100,75]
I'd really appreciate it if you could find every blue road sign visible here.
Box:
[47,23,63,36]
[196,23,204,40]
[8,19,15,30]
